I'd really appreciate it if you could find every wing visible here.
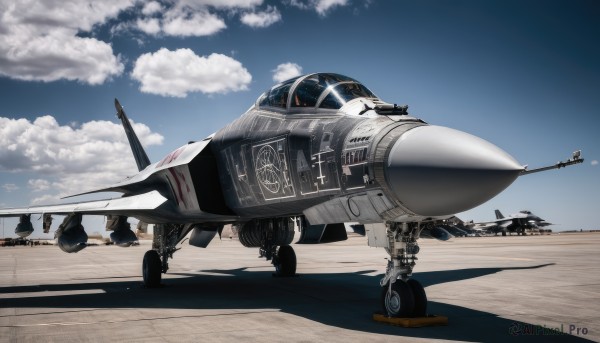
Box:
[472,222,498,229]
[0,191,166,217]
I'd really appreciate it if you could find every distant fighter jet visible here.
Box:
[0,73,583,318]
[472,209,553,236]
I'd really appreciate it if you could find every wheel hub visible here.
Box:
[386,289,401,315]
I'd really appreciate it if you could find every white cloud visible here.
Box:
[190,0,264,9]
[592,160,598,166]
[0,115,163,199]
[287,0,349,16]
[241,6,282,28]
[131,48,252,97]
[142,1,164,15]
[272,62,303,83]
[31,194,59,205]
[136,18,162,35]
[162,7,226,37]
[0,0,131,84]
[130,0,275,38]
[315,0,348,15]
[2,184,19,193]
[132,1,228,37]
[28,179,51,192]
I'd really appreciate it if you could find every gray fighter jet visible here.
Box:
[0,73,583,318]
[472,209,553,236]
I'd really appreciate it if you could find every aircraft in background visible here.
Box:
[0,73,583,318]
[471,210,553,236]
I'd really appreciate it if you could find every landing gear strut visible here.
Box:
[142,223,189,287]
[369,222,428,317]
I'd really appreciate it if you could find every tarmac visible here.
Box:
[0,233,599,342]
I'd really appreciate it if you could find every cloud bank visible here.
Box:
[287,0,349,16]
[0,0,131,84]
[0,0,351,87]
[241,6,282,28]
[0,115,163,201]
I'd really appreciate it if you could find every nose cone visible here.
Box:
[386,125,523,216]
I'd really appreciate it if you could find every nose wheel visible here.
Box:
[381,279,427,317]
[381,280,414,317]
[407,279,428,317]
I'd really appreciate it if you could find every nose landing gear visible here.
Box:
[368,222,428,318]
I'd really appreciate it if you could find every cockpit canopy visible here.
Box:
[256,73,379,113]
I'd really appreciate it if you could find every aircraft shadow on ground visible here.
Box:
[0,263,592,343]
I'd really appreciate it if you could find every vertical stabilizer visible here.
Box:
[115,99,151,171]
[495,210,504,219]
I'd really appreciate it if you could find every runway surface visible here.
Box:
[1,233,598,342]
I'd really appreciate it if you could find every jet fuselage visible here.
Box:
[205,73,523,225]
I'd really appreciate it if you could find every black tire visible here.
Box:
[407,279,427,317]
[274,245,296,277]
[380,280,415,317]
[143,250,162,287]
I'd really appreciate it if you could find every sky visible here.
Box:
[0,0,599,239]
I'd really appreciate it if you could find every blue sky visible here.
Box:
[1,0,598,238]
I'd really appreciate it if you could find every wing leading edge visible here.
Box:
[0,191,167,217]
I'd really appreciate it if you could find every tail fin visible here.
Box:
[115,99,151,171]
[495,210,504,219]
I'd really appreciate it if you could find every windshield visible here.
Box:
[258,77,300,108]
[290,74,355,108]
[319,82,377,109]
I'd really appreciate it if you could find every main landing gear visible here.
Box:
[142,223,188,287]
[141,219,297,287]
[142,250,161,287]
[369,222,428,317]
[271,244,297,277]
[237,217,297,277]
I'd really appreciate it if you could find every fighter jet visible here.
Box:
[0,73,583,318]
[472,209,553,236]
